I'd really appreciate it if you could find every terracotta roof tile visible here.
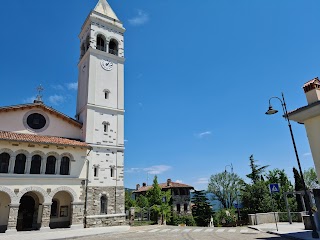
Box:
[133,182,194,193]
[0,131,91,148]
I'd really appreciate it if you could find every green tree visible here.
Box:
[191,190,213,227]
[136,195,149,208]
[152,190,172,225]
[265,168,294,211]
[208,171,243,209]
[293,167,304,211]
[146,176,162,206]
[246,155,269,184]
[241,181,273,214]
[304,167,320,190]
[125,190,136,211]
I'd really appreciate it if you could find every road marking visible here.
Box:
[136,230,145,233]
[228,229,236,233]
[159,229,171,232]
[182,229,192,232]
[193,229,203,232]
[240,229,249,233]
[205,229,214,232]
[171,229,180,232]
[149,229,160,233]
[216,229,225,232]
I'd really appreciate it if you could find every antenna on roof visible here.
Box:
[34,85,44,104]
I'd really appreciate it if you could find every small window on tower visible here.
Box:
[104,90,110,99]
[103,122,110,133]
[94,167,98,177]
[110,167,115,178]
[97,34,106,52]
[109,39,118,56]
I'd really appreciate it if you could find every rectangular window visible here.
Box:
[94,167,98,177]
[184,203,188,212]
[177,204,181,213]
[111,168,114,178]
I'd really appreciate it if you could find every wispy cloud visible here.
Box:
[128,10,149,26]
[51,84,64,91]
[67,82,78,90]
[125,168,140,173]
[175,180,183,183]
[48,95,65,105]
[196,177,209,184]
[124,139,129,142]
[196,131,212,138]
[303,152,311,157]
[143,165,172,174]
[138,102,143,107]
[23,96,36,103]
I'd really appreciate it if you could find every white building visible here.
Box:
[0,0,126,233]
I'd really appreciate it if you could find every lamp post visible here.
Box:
[266,92,319,238]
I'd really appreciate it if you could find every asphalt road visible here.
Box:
[72,225,290,240]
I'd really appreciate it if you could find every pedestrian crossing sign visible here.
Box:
[269,183,280,193]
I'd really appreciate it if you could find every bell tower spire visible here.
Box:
[94,0,119,20]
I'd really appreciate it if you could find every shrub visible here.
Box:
[169,214,196,226]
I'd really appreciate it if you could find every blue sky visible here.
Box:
[1,0,320,190]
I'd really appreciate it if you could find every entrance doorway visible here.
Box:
[17,193,40,231]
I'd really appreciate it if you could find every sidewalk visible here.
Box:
[0,226,130,240]
[249,222,319,240]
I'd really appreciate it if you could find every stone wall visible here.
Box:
[172,195,192,215]
[71,203,84,226]
[7,205,19,230]
[86,214,126,228]
[86,186,125,215]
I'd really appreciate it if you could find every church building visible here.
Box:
[0,0,126,232]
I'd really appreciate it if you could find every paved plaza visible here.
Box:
[72,225,288,240]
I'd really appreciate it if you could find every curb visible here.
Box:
[248,226,304,240]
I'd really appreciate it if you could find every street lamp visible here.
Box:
[266,92,319,238]
[225,164,241,220]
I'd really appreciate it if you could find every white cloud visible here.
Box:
[125,168,140,173]
[124,139,129,142]
[67,82,78,90]
[48,95,65,105]
[138,102,143,107]
[128,10,149,26]
[196,177,209,184]
[303,152,311,157]
[175,180,183,183]
[23,96,36,103]
[143,165,172,175]
[51,84,64,91]
[196,131,212,138]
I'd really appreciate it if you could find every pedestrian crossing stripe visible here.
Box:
[193,229,203,232]
[149,229,160,233]
[182,229,192,232]
[216,229,225,232]
[171,229,180,232]
[159,229,171,232]
[228,229,236,232]
[240,229,248,233]
[144,228,252,234]
[204,229,214,232]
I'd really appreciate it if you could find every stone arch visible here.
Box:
[30,150,46,158]
[17,186,49,204]
[0,148,14,156]
[14,149,30,157]
[45,151,60,159]
[0,186,17,203]
[61,152,74,160]
[49,186,77,202]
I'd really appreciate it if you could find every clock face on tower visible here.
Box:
[101,59,113,71]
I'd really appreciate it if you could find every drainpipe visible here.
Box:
[84,148,91,228]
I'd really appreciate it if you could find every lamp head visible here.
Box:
[265,106,278,115]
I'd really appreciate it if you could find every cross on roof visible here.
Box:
[35,85,44,103]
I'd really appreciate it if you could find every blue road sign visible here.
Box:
[269,183,280,193]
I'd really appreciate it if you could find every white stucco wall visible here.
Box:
[304,116,320,181]
[0,141,88,203]
[0,109,82,140]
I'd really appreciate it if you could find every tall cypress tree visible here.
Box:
[293,167,304,211]
[191,190,213,227]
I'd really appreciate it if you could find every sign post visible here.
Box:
[269,183,280,231]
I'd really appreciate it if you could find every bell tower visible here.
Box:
[76,0,125,226]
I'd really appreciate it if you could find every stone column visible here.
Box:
[41,158,47,174]
[70,202,84,229]
[25,157,32,174]
[6,204,19,232]
[40,204,51,230]
[55,158,61,175]
[8,156,15,173]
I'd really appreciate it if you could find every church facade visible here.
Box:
[0,0,126,233]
